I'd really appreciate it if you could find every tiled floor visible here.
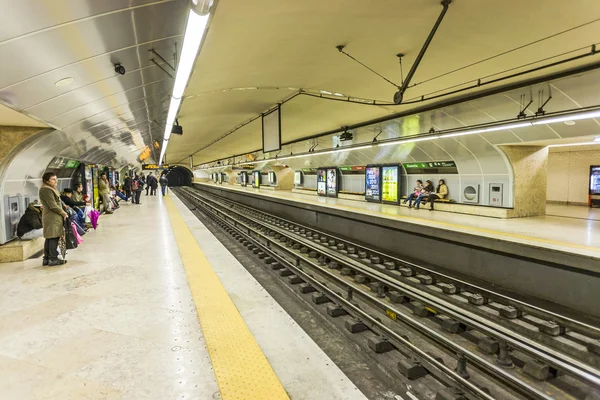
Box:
[0,193,366,400]
[198,183,600,259]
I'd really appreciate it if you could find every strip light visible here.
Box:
[159,9,210,165]
[199,106,600,170]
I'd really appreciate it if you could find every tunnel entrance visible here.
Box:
[163,166,193,187]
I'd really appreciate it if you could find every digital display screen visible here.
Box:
[240,171,247,186]
[327,168,338,197]
[253,171,261,188]
[365,166,381,202]
[317,169,326,196]
[294,171,302,185]
[218,173,223,184]
[591,166,600,195]
[381,165,399,204]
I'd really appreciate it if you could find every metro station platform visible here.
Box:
[0,194,366,400]
[197,182,600,261]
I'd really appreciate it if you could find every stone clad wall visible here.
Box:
[499,145,548,217]
[547,148,600,205]
[0,126,43,166]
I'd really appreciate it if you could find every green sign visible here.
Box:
[403,160,458,174]
[64,160,80,169]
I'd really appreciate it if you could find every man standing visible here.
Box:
[123,174,132,201]
[159,174,168,196]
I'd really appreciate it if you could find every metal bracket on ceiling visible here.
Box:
[149,49,175,79]
[517,88,533,119]
[372,127,383,143]
[393,0,452,104]
[535,85,553,116]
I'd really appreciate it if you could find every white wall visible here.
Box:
[547,146,600,204]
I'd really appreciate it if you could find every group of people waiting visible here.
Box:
[120,172,168,204]
[403,179,449,211]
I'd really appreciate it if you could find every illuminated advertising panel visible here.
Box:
[240,171,248,186]
[381,165,400,204]
[317,169,326,196]
[365,165,381,202]
[591,166,600,195]
[218,173,223,184]
[326,168,338,198]
[253,171,261,188]
[294,171,302,185]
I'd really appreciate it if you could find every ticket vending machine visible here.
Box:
[489,183,503,207]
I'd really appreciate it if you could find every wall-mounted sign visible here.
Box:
[326,168,338,197]
[381,165,400,204]
[365,165,381,202]
[142,164,169,170]
[64,160,80,169]
[403,160,458,174]
[339,165,366,175]
[301,168,318,175]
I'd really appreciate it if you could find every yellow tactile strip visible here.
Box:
[164,196,289,400]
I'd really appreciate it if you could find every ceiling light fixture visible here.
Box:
[595,137,600,142]
[159,8,211,165]
[547,142,600,148]
[54,77,74,87]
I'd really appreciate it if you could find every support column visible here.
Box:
[499,145,548,218]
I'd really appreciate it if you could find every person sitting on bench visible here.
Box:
[413,180,434,210]
[16,200,43,240]
[428,179,449,211]
[403,180,423,207]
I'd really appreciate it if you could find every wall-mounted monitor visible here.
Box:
[294,171,303,185]
[365,165,381,202]
[262,106,281,153]
[253,171,261,188]
[381,165,400,204]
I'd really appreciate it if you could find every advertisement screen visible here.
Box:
[268,171,276,185]
[253,171,261,188]
[240,172,247,186]
[218,173,223,184]
[591,166,600,195]
[317,169,326,196]
[326,168,338,197]
[294,171,302,185]
[365,166,381,202]
[381,165,399,204]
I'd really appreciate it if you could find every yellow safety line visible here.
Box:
[209,184,598,253]
[164,196,289,400]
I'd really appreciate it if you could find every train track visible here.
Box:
[175,186,600,400]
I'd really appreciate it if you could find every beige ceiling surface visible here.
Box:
[0,103,47,128]
[171,0,600,165]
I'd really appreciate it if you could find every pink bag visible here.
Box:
[71,222,83,244]
[90,209,100,230]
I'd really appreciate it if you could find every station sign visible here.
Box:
[142,164,169,170]
[64,160,80,169]
[403,160,458,174]
[339,165,366,175]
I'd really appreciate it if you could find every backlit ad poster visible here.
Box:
[326,168,338,197]
[365,165,381,202]
[317,169,326,196]
[253,171,261,188]
[381,165,399,204]
[591,166,600,195]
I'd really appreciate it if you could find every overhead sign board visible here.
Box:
[64,160,80,169]
[142,164,169,170]
[403,160,458,174]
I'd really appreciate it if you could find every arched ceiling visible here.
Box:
[167,0,600,165]
[0,0,189,166]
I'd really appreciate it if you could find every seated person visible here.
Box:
[61,188,86,225]
[428,179,449,211]
[404,180,423,207]
[412,180,434,210]
[16,200,43,240]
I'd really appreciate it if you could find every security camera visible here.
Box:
[114,63,126,75]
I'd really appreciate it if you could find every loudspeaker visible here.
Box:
[171,125,183,135]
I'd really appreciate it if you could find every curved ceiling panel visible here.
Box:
[0,0,188,166]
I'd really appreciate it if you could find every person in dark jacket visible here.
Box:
[160,174,168,196]
[145,173,152,196]
[123,174,132,201]
[149,174,158,195]
[39,172,68,266]
[17,200,43,240]
[413,180,434,210]
[133,173,144,205]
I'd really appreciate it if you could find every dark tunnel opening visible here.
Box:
[163,166,193,187]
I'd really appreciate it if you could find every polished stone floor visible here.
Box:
[0,193,365,400]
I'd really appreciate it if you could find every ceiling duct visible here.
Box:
[191,0,213,15]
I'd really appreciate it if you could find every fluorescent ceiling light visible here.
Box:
[159,9,210,165]
[379,136,437,145]
[595,137,600,142]
[547,141,600,148]
[532,110,600,125]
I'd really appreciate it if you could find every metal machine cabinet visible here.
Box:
[489,183,503,207]
[3,195,21,241]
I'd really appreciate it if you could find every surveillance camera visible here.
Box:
[114,63,126,75]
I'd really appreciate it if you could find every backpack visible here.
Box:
[131,180,139,191]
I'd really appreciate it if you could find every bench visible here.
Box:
[0,237,45,263]
[401,195,454,203]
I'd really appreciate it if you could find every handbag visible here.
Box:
[64,218,78,250]
[71,222,83,244]
[89,209,100,229]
